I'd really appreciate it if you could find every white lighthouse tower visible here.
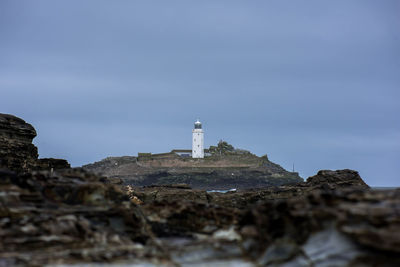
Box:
[192,119,204,158]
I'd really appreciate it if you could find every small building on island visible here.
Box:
[138,119,210,160]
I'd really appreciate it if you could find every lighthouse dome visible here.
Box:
[194,119,202,129]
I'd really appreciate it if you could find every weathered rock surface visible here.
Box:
[121,183,400,266]
[307,169,369,189]
[36,158,71,170]
[238,188,400,266]
[0,113,38,172]
[125,169,370,209]
[0,169,159,266]
[0,113,70,172]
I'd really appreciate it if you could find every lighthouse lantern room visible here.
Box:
[192,119,204,158]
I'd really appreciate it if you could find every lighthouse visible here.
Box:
[192,119,204,158]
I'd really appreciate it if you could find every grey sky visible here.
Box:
[1,0,399,186]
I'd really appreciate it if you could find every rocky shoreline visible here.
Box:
[0,113,399,266]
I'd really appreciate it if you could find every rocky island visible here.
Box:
[0,113,399,266]
[83,141,302,190]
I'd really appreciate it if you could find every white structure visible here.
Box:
[192,119,204,158]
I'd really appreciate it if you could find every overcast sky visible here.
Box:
[1,1,399,186]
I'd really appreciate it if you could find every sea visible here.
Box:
[206,187,398,193]
[207,188,237,193]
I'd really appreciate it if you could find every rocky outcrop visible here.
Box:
[36,158,71,170]
[0,113,70,172]
[0,169,155,265]
[125,169,370,209]
[306,169,369,189]
[0,114,38,172]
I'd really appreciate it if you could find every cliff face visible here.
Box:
[0,114,38,172]
[0,113,70,172]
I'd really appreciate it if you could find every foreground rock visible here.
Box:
[140,188,400,266]
[126,169,369,209]
[2,168,398,266]
[35,158,71,170]
[0,169,159,266]
[237,188,400,266]
[0,113,70,173]
[0,114,38,172]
